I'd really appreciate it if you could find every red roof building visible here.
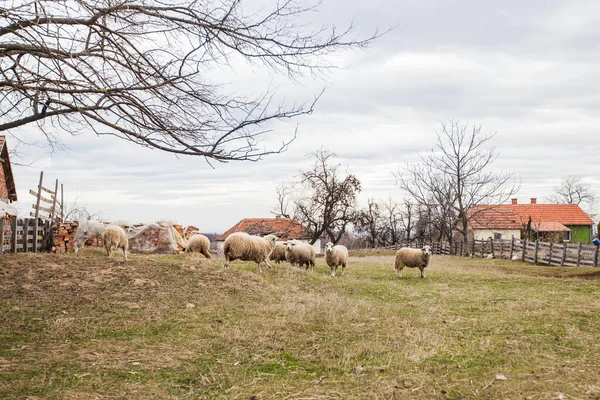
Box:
[0,136,17,203]
[216,216,310,241]
[467,198,595,243]
[215,216,320,257]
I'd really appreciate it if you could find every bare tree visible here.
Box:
[395,120,519,253]
[381,197,404,245]
[293,148,361,244]
[271,183,293,218]
[62,195,104,222]
[353,198,384,248]
[0,1,380,162]
[548,175,596,218]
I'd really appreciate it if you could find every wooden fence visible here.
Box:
[0,216,54,253]
[374,237,600,267]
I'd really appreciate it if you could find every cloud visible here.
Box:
[8,0,600,232]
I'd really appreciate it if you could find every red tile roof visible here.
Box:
[531,222,571,232]
[468,203,594,230]
[215,217,310,241]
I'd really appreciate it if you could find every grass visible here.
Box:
[1,250,600,399]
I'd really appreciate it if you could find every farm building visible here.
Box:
[215,216,320,257]
[466,198,595,243]
[0,136,18,204]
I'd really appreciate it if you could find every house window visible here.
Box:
[493,233,502,240]
[563,231,571,242]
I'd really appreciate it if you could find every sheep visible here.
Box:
[325,242,349,277]
[285,241,316,271]
[73,220,106,254]
[269,242,288,264]
[103,225,129,260]
[394,245,432,278]
[223,232,278,272]
[186,232,212,259]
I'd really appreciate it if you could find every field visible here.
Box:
[1,251,600,399]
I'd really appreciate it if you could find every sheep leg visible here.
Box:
[396,267,403,278]
[341,263,345,276]
[224,254,230,268]
[123,246,128,261]
[420,268,425,279]
[330,266,335,277]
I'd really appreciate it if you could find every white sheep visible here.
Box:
[186,232,212,258]
[285,241,316,271]
[73,220,106,254]
[325,242,348,277]
[394,245,432,278]
[223,232,278,272]
[270,242,287,264]
[103,225,129,260]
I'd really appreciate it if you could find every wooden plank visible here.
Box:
[32,204,54,214]
[533,240,539,264]
[11,216,17,253]
[29,189,54,205]
[577,242,583,266]
[40,185,55,195]
[23,218,29,253]
[594,244,599,267]
[0,217,5,255]
[547,242,553,265]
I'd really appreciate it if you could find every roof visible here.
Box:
[531,222,571,232]
[215,217,311,241]
[468,203,594,230]
[0,136,17,201]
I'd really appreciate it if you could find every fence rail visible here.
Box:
[368,237,599,267]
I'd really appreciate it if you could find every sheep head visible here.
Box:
[325,242,334,253]
[421,245,432,256]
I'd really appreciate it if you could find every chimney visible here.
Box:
[511,198,517,205]
[530,198,537,204]
[275,214,282,220]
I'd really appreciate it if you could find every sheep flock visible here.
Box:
[71,219,439,279]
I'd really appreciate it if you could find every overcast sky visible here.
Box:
[8,0,600,233]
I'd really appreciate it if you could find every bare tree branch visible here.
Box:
[0,0,383,162]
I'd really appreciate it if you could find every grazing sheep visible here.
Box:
[394,246,432,278]
[186,233,212,258]
[223,232,278,272]
[285,241,316,271]
[103,225,129,260]
[325,242,349,277]
[74,220,106,254]
[270,242,288,264]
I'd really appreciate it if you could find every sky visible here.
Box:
[7,0,600,233]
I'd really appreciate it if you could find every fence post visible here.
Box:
[11,216,17,253]
[593,244,599,267]
[521,239,527,261]
[533,240,539,264]
[460,241,463,257]
[489,237,494,258]
[548,242,553,265]
[509,236,514,260]
[0,216,5,255]
[561,243,567,266]
[577,242,582,266]
[23,218,30,253]
[33,171,44,254]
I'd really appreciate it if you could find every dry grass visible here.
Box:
[1,250,600,399]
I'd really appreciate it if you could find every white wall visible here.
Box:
[472,229,521,241]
